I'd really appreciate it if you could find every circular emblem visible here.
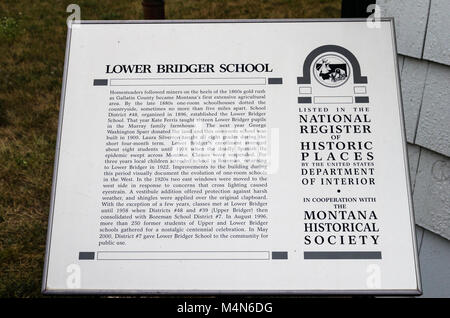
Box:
[313,53,351,87]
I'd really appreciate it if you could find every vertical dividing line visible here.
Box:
[420,0,433,59]
[413,63,430,143]
[413,147,423,193]
[418,228,425,254]
[414,0,432,143]
[400,55,405,73]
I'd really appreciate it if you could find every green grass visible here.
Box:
[0,0,341,297]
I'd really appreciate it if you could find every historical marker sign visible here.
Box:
[43,20,421,294]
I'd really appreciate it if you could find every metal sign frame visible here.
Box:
[42,18,422,296]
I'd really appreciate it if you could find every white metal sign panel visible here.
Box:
[43,20,421,295]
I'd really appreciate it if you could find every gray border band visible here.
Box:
[304,251,382,260]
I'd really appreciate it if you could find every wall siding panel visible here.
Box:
[413,148,450,240]
[377,0,430,58]
[401,57,428,143]
[423,0,450,66]
[415,63,450,157]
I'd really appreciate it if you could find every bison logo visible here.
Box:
[313,53,350,87]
